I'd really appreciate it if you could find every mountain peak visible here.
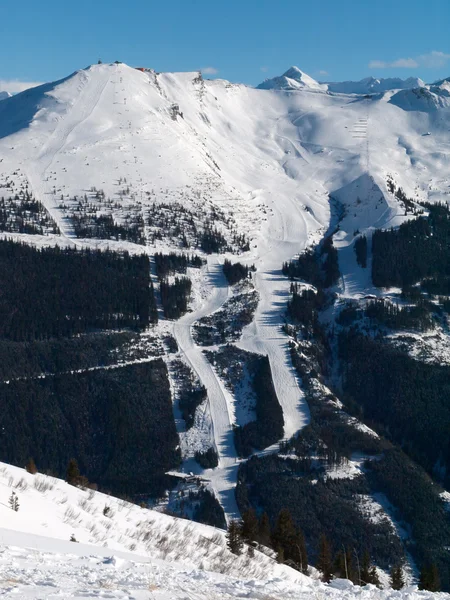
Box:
[257,66,324,91]
[0,91,12,101]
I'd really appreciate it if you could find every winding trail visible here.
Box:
[173,257,241,517]
[172,189,314,518]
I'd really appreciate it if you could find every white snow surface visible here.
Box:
[0,462,446,599]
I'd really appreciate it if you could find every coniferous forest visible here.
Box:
[0,240,157,341]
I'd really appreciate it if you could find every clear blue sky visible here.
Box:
[2,0,450,90]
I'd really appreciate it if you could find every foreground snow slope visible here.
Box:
[0,463,446,599]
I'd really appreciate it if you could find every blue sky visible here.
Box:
[1,0,450,91]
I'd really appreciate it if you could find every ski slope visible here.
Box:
[173,257,241,517]
[1,62,450,518]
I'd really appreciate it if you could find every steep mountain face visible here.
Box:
[1,62,450,589]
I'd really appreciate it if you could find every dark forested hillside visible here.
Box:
[0,241,157,340]
[372,203,450,288]
[0,360,180,496]
[339,330,450,485]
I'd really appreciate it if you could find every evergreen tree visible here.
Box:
[271,508,297,562]
[419,563,440,592]
[317,534,332,582]
[258,512,271,547]
[334,548,354,581]
[296,528,308,575]
[66,458,81,486]
[25,457,37,475]
[241,508,259,543]
[390,565,405,590]
[226,519,243,556]
[8,491,19,511]
[361,551,379,586]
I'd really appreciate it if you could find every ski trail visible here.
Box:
[24,68,112,239]
[237,189,312,439]
[173,256,240,518]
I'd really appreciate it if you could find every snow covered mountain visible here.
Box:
[1,60,450,498]
[0,91,12,101]
[257,65,327,90]
[325,75,425,94]
[257,68,424,94]
[1,61,450,592]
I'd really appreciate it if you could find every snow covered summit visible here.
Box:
[257,66,326,91]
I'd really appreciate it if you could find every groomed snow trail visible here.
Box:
[237,188,313,439]
[173,257,240,518]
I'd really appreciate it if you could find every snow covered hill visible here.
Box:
[0,462,446,599]
[0,91,12,101]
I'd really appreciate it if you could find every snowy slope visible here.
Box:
[1,61,450,519]
[0,91,12,101]
[0,462,446,599]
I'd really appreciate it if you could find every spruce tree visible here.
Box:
[66,458,81,486]
[293,528,308,574]
[390,565,405,590]
[317,534,332,582]
[419,563,440,592]
[271,508,297,562]
[361,551,380,586]
[8,491,19,512]
[241,508,258,543]
[258,512,271,547]
[226,519,243,556]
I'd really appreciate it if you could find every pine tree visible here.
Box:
[317,534,332,582]
[271,508,297,561]
[8,491,19,512]
[257,512,271,547]
[226,519,243,556]
[25,457,38,475]
[390,565,405,590]
[241,508,259,544]
[66,458,81,486]
[333,550,346,579]
[419,563,440,592]
[295,528,308,574]
[361,551,379,586]
[361,551,371,586]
